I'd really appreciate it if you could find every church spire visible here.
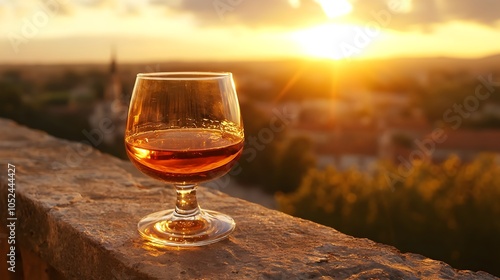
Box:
[104,45,122,102]
[110,45,117,75]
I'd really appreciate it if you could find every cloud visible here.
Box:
[168,0,500,31]
[3,0,499,31]
[167,0,327,28]
[348,0,500,30]
[10,0,326,28]
[154,0,500,30]
[444,0,500,25]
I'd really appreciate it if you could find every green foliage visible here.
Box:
[277,155,500,276]
[235,102,284,188]
[43,70,82,91]
[419,77,476,121]
[0,80,24,119]
[414,70,500,128]
[235,101,316,193]
[0,78,91,142]
[38,91,70,106]
[274,136,316,193]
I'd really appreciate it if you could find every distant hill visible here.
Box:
[1,54,499,101]
[358,54,500,73]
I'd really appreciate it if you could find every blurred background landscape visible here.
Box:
[1,0,500,277]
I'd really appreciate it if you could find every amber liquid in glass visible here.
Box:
[126,128,244,183]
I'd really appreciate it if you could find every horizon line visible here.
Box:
[2,52,500,66]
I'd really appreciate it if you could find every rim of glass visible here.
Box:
[137,72,232,80]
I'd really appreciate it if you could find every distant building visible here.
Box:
[431,129,500,162]
[88,48,128,145]
[383,129,500,164]
[285,91,431,171]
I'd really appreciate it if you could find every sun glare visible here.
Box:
[316,0,353,19]
[289,0,355,60]
[291,23,354,60]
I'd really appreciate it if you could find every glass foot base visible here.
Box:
[137,209,235,247]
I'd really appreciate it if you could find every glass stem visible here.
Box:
[173,184,201,218]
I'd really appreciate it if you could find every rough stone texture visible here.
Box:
[0,118,497,280]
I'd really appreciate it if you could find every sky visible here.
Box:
[0,0,500,63]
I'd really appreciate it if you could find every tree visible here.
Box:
[274,136,316,193]
[0,79,24,119]
[277,154,500,277]
[234,101,287,189]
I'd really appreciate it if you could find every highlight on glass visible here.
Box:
[125,72,244,247]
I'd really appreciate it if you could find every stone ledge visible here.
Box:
[0,118,496,280]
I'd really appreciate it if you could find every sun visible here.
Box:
[315,0,353,19]
[290,0,355,60]
[291,23,354,60]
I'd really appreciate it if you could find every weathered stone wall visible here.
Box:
[0,119,496,279]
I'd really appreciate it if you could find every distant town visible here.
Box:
[1,54,500,177]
